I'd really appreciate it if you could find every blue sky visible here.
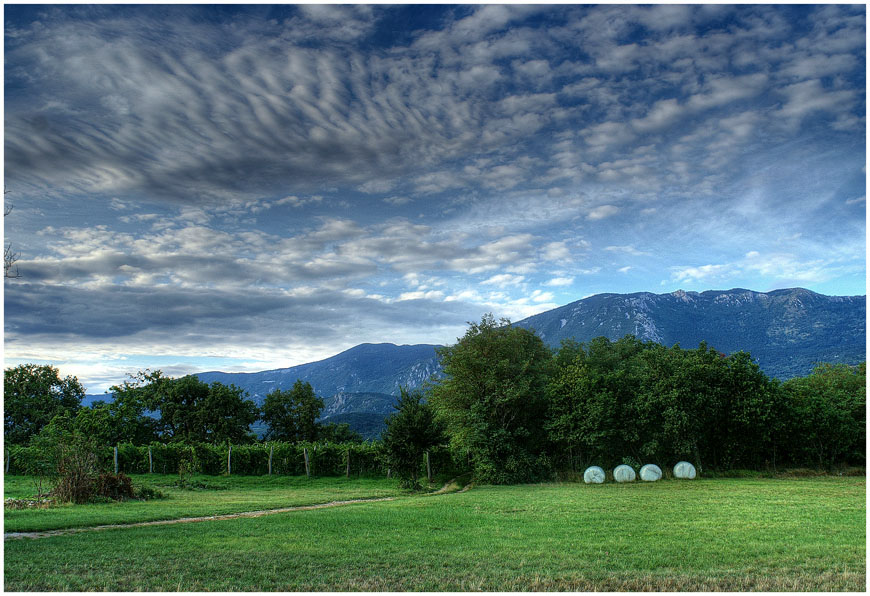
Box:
[3,4,866,392]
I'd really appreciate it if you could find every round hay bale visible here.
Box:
[639,464,662,482]
[613,464,636,483]
[583,466,605,484]
[673,461,697,479]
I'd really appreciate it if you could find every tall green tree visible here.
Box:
[381,387,443,489]
[781,362,865,469]
[261,380,324,442]
[4,364,85,444]
[117,371,257,444]
[546,336,651,470]
[429,314,552,484]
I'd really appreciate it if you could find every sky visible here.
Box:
[3,3,866,393]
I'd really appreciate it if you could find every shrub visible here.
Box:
[51,443,100,504]
[94,472,134,500]
[133,485,165,500]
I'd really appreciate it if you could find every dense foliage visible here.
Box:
[545,337,783,471]
[428,314,553,484]
[381,387,443,488]
[6,441,403,478]
[261,380,323,442]
[4,364,85,444]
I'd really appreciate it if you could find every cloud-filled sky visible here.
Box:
[3,4,866,392]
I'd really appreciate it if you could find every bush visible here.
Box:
[95,472,134,500]
[51,443,100,504]
[133,484,164,500]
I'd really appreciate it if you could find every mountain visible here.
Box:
[84,288,863,438]
[196,343,441,405]
[513,287,865,379]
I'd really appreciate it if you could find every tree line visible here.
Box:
[4,314,865,488]
[4,367,362,448]
[426,315,864,484]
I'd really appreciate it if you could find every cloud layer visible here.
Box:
[4,5,865,391]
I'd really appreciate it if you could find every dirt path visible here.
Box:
[5,478,473,541]
[4,496,395,541]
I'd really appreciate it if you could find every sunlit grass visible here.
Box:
[4,476,864,591]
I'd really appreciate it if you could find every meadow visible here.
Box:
[3,474,865,591]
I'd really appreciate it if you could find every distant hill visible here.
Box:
[514,287,865,380]
[83,288,864,437]
[196,343,441,405]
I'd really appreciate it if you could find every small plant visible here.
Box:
[176,447,197,488]
[94,472,134,501]
[621,456,641,470]
[133,485,165,500]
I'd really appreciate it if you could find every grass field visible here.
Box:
[3,473,405,532]
[4,475,865,591]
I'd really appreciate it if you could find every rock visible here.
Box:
[673,461,697,479]
[613,464,636,483]
[583,466,605,484]
[639,464,662,481]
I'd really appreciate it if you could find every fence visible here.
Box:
[4,442,455,479]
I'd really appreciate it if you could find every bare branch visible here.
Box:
[4,187,21,278]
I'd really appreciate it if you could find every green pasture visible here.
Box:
[3,474,405,532]
[4,476,865,591]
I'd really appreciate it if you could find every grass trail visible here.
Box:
[3,474,406,532]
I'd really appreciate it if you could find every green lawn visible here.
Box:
[3,473,405,532]
[4,476,865,591]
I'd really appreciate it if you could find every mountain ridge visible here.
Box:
[513,287,865,379]
[84,287,864,437]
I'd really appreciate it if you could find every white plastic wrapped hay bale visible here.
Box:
[639,464,662,481]
[583,466,605,484]
[673,461,697,479]
[613,464,636,483]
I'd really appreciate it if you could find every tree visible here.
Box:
[317,422,364,443]
[428,314,552,484]
[782,362,866,469]
[261,380,324,442]
[4,364,85,444]
[546,336,651,470]
[4,189,20,278]
[381,387,443,489]
[117,371,258,444]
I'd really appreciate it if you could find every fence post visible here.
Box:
[387,468,391,479]
[346,449,350,478]
[425,451,432,484]
[268,444,273,476]
[227,444,232,475]
[114,446,119,475]
[303,447,310,478]
[148,447,153,474]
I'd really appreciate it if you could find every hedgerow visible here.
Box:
[5,441,457,478]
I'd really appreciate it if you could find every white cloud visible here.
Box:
[545,276,574,287]
[632,98,684,133]
[605,245,649,256]
[587,205,620,221]
[481,273,525,288]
